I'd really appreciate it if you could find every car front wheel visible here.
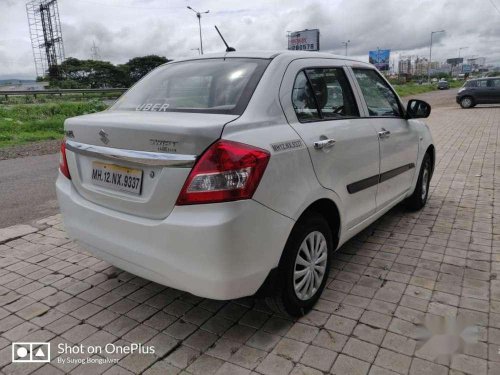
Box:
[460,96,474,108]
[406,153,432,210]
[266,213,332,317]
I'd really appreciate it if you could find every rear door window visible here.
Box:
[292,71,321,122]
[292,67,359,122]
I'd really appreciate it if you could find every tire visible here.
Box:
[460,96,474,109]
[406,153,432,210]
[265,213,332,317]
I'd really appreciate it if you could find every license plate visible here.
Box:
[91,161,143,195]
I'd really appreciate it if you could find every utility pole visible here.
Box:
[341,40,350,56]
[428,30,445,82]
[187,6,209,55]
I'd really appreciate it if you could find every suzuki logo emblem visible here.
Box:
[99,129,109,144]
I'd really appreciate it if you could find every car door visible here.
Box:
[350,68,419,211]
[486,79,500,103]
[474,80,490,103]
[280,59,380,230]
[492,79,500,102]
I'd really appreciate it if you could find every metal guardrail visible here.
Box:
[0,88,127,99]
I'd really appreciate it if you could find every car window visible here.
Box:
[292,68,359,122]
[493,79,500,88]
[353,69,402,117]
[304,68,359,119]
[292,71,321,122]
[477,80,488,87]
[111,58,270,115]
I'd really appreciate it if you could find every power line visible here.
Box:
[489,0,500,14]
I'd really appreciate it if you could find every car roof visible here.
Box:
[171,50,369,66]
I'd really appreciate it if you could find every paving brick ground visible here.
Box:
[0,104,499,374]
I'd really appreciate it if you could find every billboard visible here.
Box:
[369,49,391,71]
[288,29,320,51]
[446,58,464,65]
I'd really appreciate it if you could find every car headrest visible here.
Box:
[310,77,328,109]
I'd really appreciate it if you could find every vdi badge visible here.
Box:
[12,342,50,363]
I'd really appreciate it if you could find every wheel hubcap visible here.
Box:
[293,231,328,301]
[462,98,471,107]
[421,166,429,201]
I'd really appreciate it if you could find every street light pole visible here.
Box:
[187,6,209,55]
[341,40,350,56]
[458,46,468,58]
[428,30,445,82]
[458,47,468,74]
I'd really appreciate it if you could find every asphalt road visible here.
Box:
[0,153,59,228]
[0,88,460,229]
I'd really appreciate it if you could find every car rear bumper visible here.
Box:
[56,174,294,300]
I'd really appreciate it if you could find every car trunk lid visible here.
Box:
[64,110,238,219]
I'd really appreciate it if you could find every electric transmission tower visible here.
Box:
[26,0,65,79]
[91,41,101,61]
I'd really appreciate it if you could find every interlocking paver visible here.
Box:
[1,103,500,373]
[331,354,370,375]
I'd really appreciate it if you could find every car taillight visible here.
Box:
[59,140,71,179]
[176,140,270,205]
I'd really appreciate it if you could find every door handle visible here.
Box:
[314,138,336,150]
[378,128,391,139]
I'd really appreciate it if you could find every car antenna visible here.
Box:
[214,25,236,53]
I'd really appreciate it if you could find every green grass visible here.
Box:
[0,93,119,105]
[0,100,108,148]
[394,80,463,97]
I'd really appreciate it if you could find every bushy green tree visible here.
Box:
[124,55,170,84]
[51,55,170,88]
[56,58,129,88]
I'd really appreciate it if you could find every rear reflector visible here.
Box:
[176,140,270,205]
[59,140,71,179]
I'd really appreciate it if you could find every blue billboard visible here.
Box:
[369,49,391,71]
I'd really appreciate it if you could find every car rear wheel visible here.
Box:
[265,213,332,317]
[460,96,474,108]
[406,153,431,210]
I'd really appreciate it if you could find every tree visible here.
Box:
[124,55,170,84]
[50,55,171,88]
[57,58,129,88]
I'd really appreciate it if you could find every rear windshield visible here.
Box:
[111,58,270,115]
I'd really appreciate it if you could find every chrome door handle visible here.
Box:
[314,138,336,150]
[378,128,391,139]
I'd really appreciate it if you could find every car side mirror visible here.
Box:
[406,99,431,119]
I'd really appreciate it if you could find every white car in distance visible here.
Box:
[56,51,435,316]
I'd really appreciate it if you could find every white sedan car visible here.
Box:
[56,51,435,316]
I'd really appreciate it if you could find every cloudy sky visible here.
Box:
[1,0,500,79]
